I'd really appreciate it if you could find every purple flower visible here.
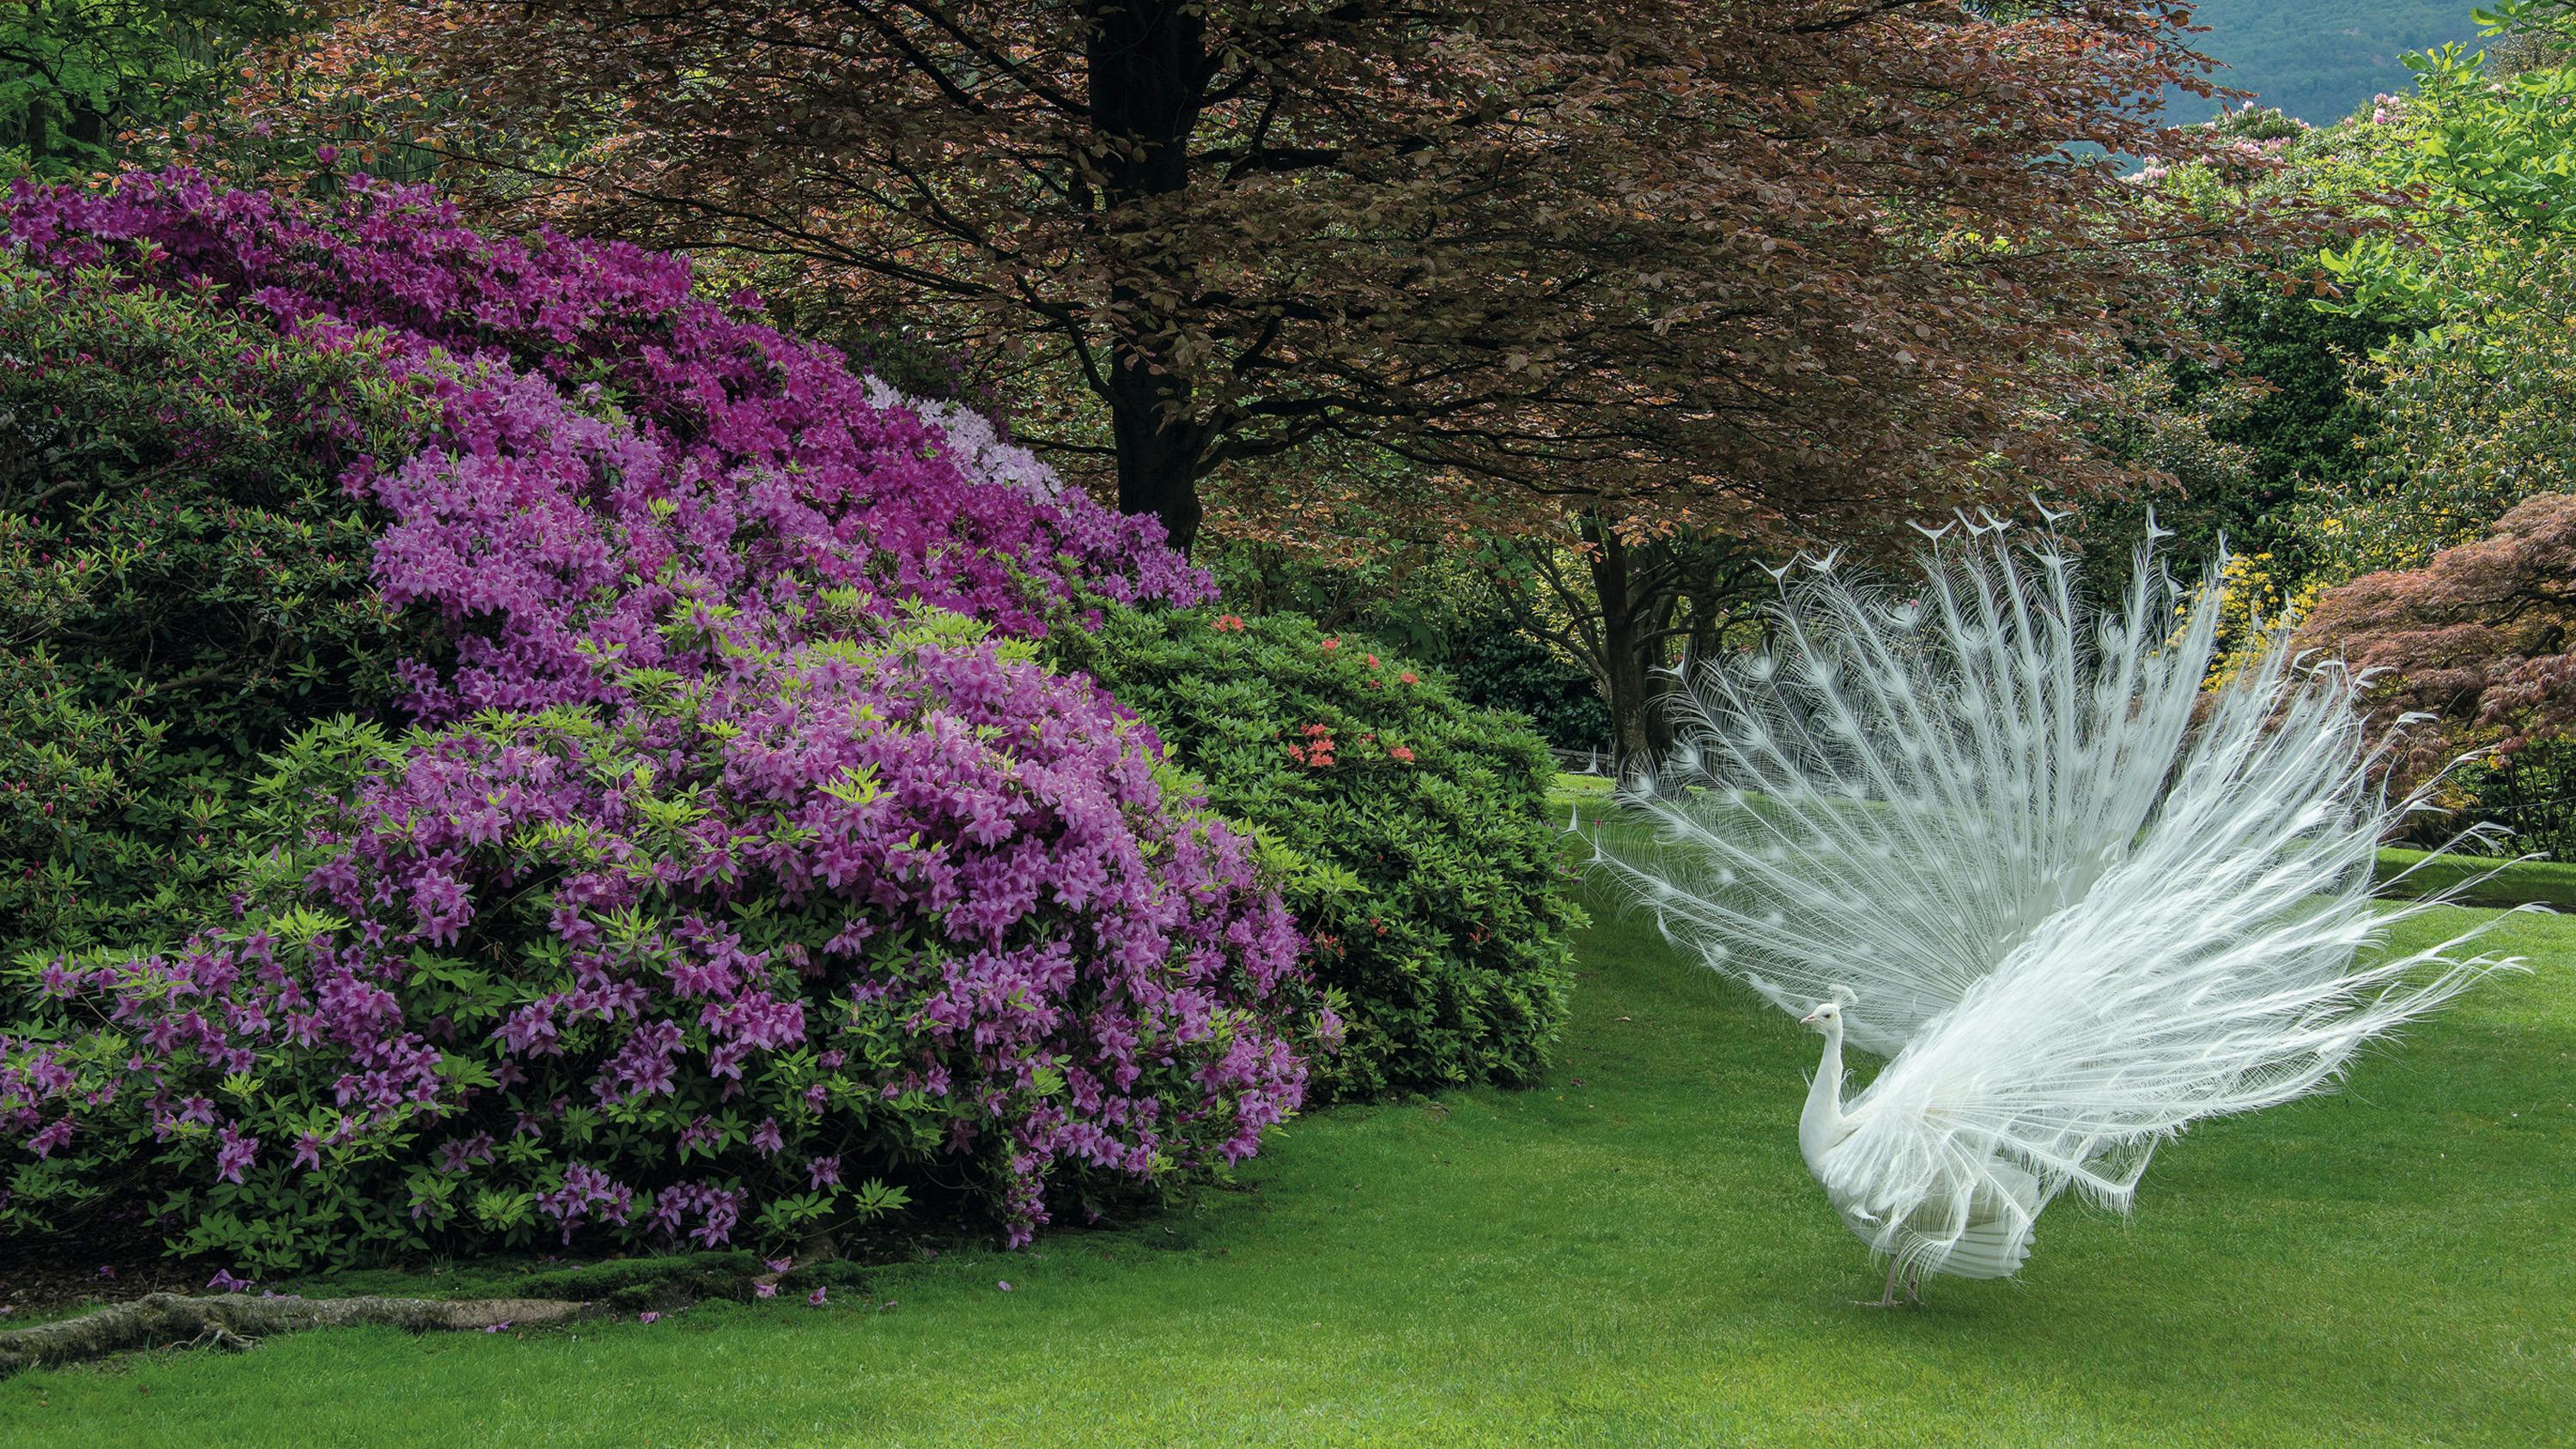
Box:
[27,1119,74,1158]
[754,1282,777,1299]
[637,1311,661,1324]
[208,1269,252,1294]
[0,168,1323,1271]
[807,1288,828,1306]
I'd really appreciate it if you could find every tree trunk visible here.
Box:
[65,102,106,153]
[1584,516,1661,775]
[0,1292,588,1378]
[1085,0,1215,557]
[1107,352,1208,555]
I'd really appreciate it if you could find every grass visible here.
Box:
[2378,848,2576,912]
[1,802,2569,1446]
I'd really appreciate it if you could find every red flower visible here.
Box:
[1398,671,1419,685]
[1388,745,1415,764]
[1321,637,1340,651]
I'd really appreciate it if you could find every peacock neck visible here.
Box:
[1799,1022,1850,1172]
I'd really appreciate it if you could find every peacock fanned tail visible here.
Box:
[1596,519,2536,1280]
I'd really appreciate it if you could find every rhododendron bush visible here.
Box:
[0,172,1327,1268]
[0,251,434,959]
[4,617,1323,1269]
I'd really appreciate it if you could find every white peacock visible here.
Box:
[1595,518,2535,1306]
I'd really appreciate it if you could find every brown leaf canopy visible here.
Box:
[248,1,2310,548]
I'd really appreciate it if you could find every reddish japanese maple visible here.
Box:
[2298,493,2576,785]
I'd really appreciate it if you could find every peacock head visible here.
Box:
[1797,985,1859,1033]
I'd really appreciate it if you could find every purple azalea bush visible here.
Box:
[0,171,1331,1269]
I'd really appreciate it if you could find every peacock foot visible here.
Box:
[1855,1260,1909,1308]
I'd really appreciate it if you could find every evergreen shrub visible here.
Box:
[1053,606,1580,1099]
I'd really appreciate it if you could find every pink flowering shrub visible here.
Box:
[1,614,1325,1269]
[0,174,1321,1269]
[4,168,1208,664]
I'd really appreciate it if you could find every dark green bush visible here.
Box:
[1052,605,1582,1099]
[0,257,434,958]
[1443,611,1613,753]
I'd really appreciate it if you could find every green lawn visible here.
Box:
[2,807,2569,1446]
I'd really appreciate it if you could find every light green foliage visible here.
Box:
[2288,4,2576,574]
[1048,604,1581,1099]
[0,0,294,178]
[0,808,2567,1443]
[2315,21,2576,332]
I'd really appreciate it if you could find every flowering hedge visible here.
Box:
[2,170,1212,953]
[4,169,1208,703]
[2,615,1326,1269]
[1050,607,1580,1099]
[0,173,1323,1268]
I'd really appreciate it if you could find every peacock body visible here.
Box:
[1598,521,2534,1303]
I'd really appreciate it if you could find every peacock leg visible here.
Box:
[1901,1263,1923,1306]
[1856,1257,1903,1308]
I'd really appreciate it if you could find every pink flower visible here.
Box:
[0,168,1315,1273]
[755,1282,778,1299]
[807,1288,828,1306]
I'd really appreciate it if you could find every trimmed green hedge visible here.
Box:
[1054,606,1581,1099]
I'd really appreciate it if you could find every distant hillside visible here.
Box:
[2166,1,2485,125]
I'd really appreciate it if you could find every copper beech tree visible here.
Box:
[247,1,2314,758]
